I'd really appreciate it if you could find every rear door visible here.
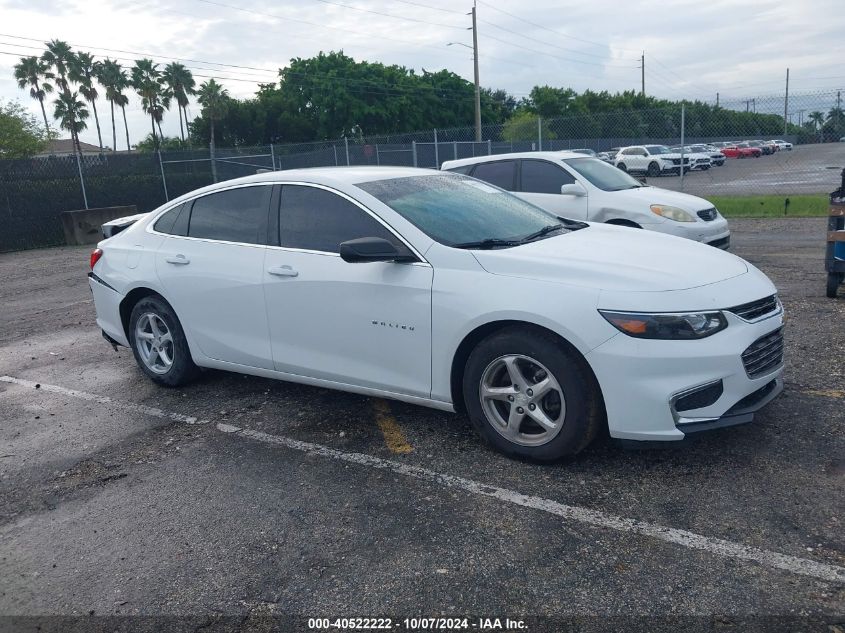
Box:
[155,184,275,369]
[468,160,517,191]
[516,159,588,220]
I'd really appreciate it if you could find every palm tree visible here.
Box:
[69,52,103,150]
[131,58,165,150]
[197,79,229,181]
[808,111,825,142]
[163,62,196,143]
[53,91,89,155]
[98,58,131,151]
[13,56,53,133]
[41,39,74,96]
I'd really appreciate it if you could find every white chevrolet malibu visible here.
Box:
[441,152,731,249]
[88,167,784,461]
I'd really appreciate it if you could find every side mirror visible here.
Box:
[560,183,587,197]
[339,237,416,263]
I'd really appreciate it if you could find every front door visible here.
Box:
[516,159,589,221]
[263,184,433,398]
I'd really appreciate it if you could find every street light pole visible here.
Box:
[471,1,481,142]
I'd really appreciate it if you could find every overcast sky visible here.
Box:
[1,0,844,147]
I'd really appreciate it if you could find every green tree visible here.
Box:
[0,100,50,158]
[69,52,103,149]
[13,56,53,133]
[163,62,196,143]
[53,91,88,153]
[131,59,167,150]
[197,79,229,180]
[501,110,556,143]
[41,39,82,153]
[98,58,131,151]
[133,133,187,152]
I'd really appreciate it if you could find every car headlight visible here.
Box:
[650,204,696,222]
[599,310,727,340]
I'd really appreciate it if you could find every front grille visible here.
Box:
[671,158,681,165]
[697,207,718,221]
[727,295,779,321]
[741,328,784,379]
[724,379,778,415]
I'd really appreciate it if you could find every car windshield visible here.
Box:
[644,145,672,154]
[358,174,571,248]
[562,157,645,192]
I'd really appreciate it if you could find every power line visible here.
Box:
[476,0,641,53]
[309,0,464,29]
[480,31,639,69]
[388,0,463,14]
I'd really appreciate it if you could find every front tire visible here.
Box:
[827,272,842,298]
[129,295,199,387]
[647,161,660,177]
[617,162,627,172]
[462,327,602,461]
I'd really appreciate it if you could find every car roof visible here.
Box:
[155,166,445,209]
[440,150,587,169]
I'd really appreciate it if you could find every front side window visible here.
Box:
[278,185,399,253]
[644,145,671,155]
[520,160,575,194]
[187,186,271,244]
[562,158,645,192]
[358,174,566,247]
[470,160,516,190]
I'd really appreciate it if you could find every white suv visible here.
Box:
[441,152,730,248]
[614,145,691,176]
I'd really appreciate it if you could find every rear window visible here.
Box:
[444,165,473,175]
[187,186,271,245]
[153,203,187,235]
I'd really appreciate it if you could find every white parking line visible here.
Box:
[3,375,844,584]
[0,376,207,425]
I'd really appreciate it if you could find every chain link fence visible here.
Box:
[2,91,843,251]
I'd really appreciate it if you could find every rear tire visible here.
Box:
[462,327,602,461]
[129,295,199,387]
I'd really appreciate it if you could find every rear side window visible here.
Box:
[471,160,516,190]
[520,160,575,194]
[153,203,187,235]
[279,185,399,253]
[187,186,271,245]
[445,165,473,175]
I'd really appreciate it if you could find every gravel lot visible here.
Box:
[645,142,845,196]
[0,219,843,632]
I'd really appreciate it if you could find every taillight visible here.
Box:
[90,248,103,271]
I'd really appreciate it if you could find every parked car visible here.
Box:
[569,148,596,156]
[596,150,616,163]
[613,145,691,176]
[746,140,775,155]
[722,143,761,159]
[89,167,783,460]
[769,139,793,150]
[692,144,727,166]
[669,146,713,171]
[441,152,729,248]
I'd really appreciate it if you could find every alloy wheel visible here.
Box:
[134,312,174,375]
[478,354,566,447]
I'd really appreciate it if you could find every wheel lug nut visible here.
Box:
[529,403,536,411]
[516,407,524,414]
[527,389,533,396]
[507,395,514,402]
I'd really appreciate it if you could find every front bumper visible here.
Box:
[651,216,730,247]
[586,308,785,442]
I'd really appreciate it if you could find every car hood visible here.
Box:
[608,186,714,212]
[472,223,747,292]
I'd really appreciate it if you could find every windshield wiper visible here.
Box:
[517,223,566,244]
[452,238,520,250]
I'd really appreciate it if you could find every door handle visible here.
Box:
[165,255,190,265]
[268,265,299,278]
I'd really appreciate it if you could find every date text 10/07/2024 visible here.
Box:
[307,617,528,630]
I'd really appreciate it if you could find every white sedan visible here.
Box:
[441,152,730,249]
[89,167,784,460]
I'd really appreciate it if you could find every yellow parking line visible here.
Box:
[801,389,845,399]
[373,399,413,454]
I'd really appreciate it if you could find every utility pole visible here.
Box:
[752,98,756,113]
[470,1,481,142]
[641,52,645,97]
[783,68,789,136]
[716,92,719,107]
